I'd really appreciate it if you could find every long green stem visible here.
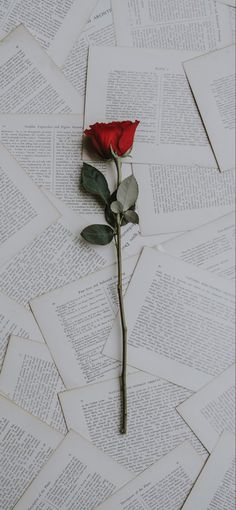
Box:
[114,157,128,434]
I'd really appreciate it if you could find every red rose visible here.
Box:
[84,120,140,159]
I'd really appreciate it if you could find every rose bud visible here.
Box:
[84,120,140,160]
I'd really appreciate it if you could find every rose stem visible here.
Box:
[114,157,128,435]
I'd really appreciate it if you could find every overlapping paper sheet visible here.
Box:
[96,442,204,510]
[182,432,235,509]
[0,25,83,113]
[104,247,235,391]
[184,44,235,172]
[0,0,98,66]
[112,0,233,50]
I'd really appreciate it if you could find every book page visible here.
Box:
[84,45,216,167]
[218,0,235,6]
[96,443,204,510]
[182,432,235,509]
[112,0,232,51]
[0,143,59,267]
[59,372,207,476]
[30,256,138,389]
[0,203,113,307]
[0,25,83,114]
[62,0,116,98]
[184,44,236,172]
[0,114,126,214]
[134,163,235,234]
[160,212,235,280]
[229,6,236,41]
[14,430,133,510]
[0,394,63,510]
[125,230,182,259]
[0,291,44,368]
[0,0,97,66]
[0,335,67,434]
[104,248,235,391]
[178,364,235,452]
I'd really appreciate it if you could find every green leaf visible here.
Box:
[81,224,114,245]
[124,210,139,224]
[81,163,110,204]
[117,175,139,211]
[110,201,123,214]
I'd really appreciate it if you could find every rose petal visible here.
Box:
[117,121,140,156]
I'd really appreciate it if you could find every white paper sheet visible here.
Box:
[63,0,115,97]
[182,432,235,509]
[96,442,204,510]
[104,247,235,391]
[0,114,103,214]
[177,364,235,452]
[0,203,112,307]
[159,212,235,280]
[229,6,236,41]
[184,44,236,172]
[0,393,63,510]
[0,25,83,113]
[0,143,59,267]
[0,335,67,434]
[59,372,208,476]
[0,291,43,369]
[13,430,133,510]
[218,0,235,7]
[112,0,232,51]
[30,256,138,389]
[84,45,216,167]
[0,0,97,66]
[134,163,235,234]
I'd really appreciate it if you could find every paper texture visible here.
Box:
[62,0,115,97]
[229,6,236,41]
[134,163,235,234]
[59,372,207,476]
[84,45,216,166]
[30,256,138,389]
[0,335,67,434]
[218,0,235,7]
[184,44,236,172]
[0,0,97,66]
[0,25,83,113]
[0,291,44,369]
[104,248,235,391]
[0,114,126,214]
[178,364,235,452]
[96,442,204,510]
[0,393,63,510]
[0,143,59,267]
[160,212,235,280]
[182,432,235,509]
[13,430,133,510]
[0,207,111,307]
[112,0,232,51]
